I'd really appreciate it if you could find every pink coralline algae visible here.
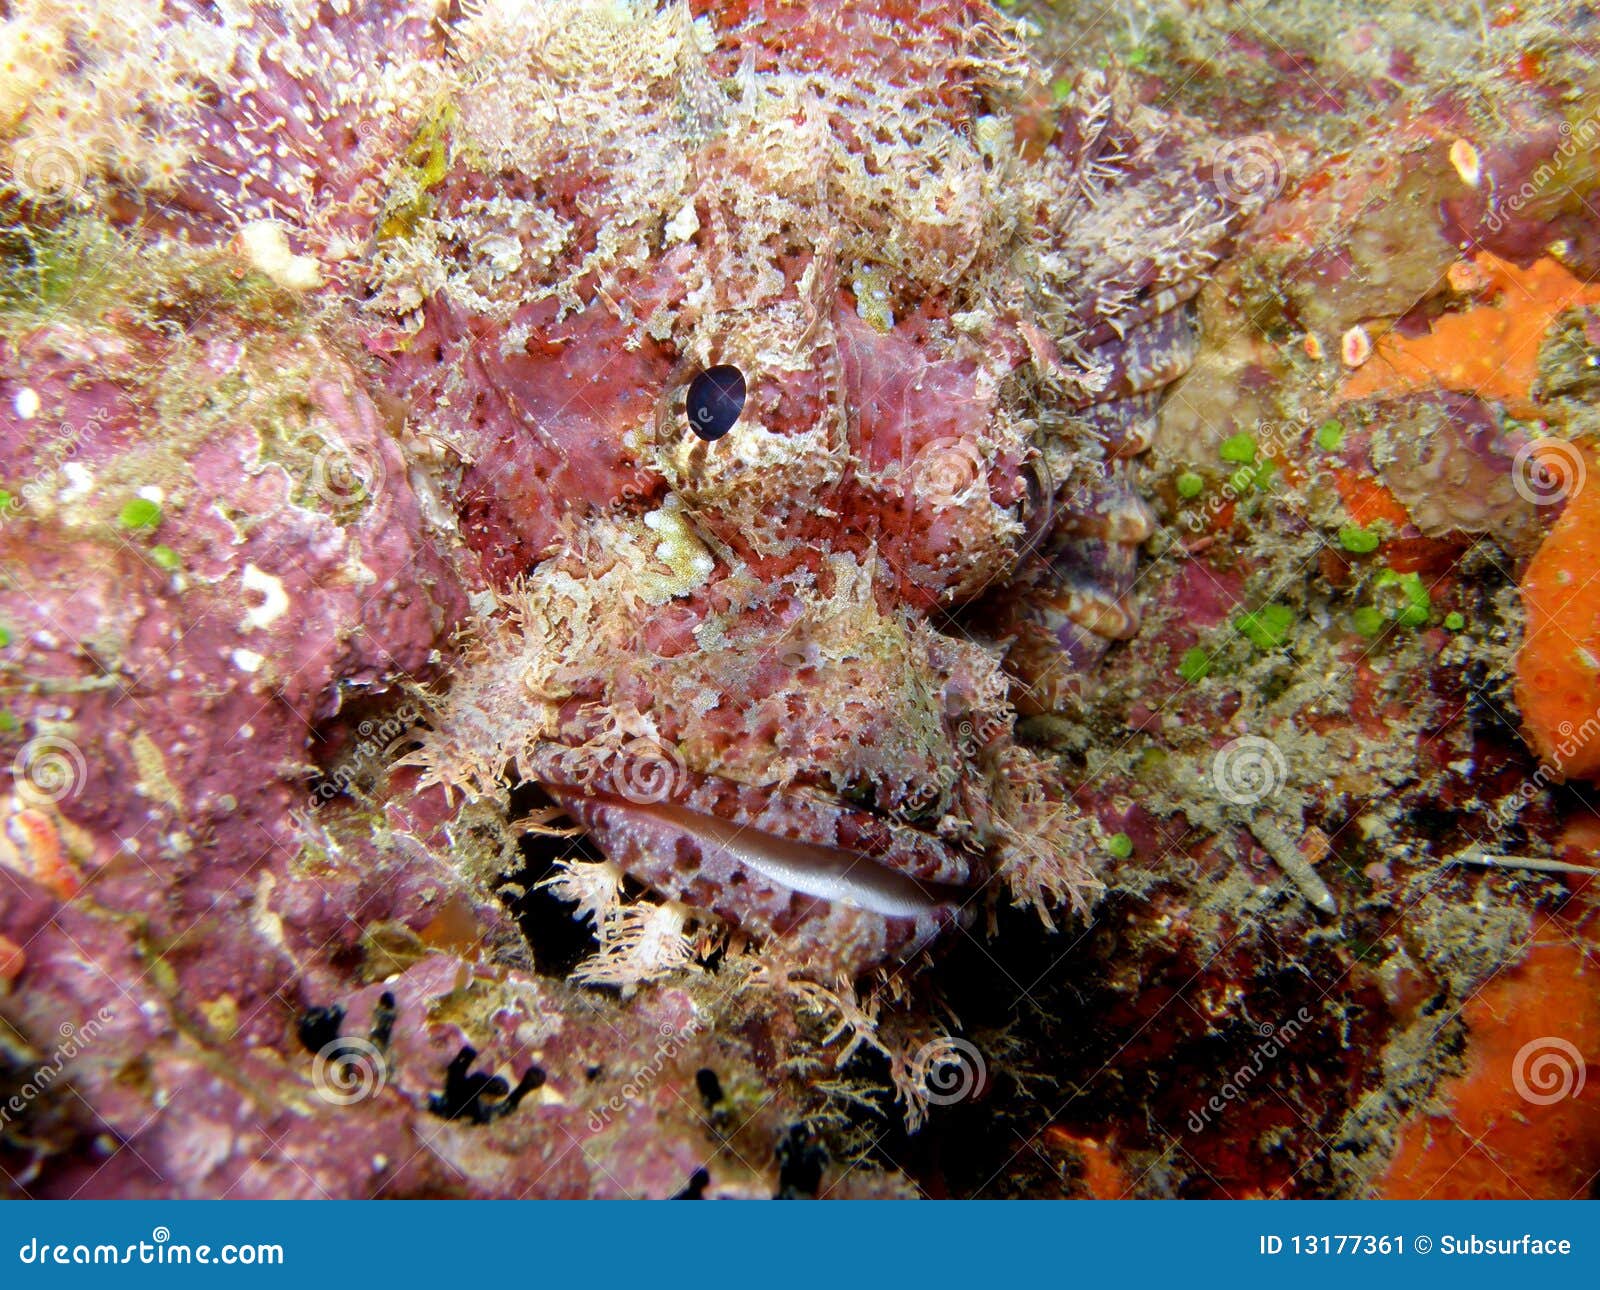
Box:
[0,298,464,871]
[0,0,1271,1197]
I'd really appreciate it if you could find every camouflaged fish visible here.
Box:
[365,0,1259,979]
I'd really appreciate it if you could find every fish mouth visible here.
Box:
[574,795,963,919]
[533,749,980,968]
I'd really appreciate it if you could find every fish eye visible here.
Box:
[685,365,746,441]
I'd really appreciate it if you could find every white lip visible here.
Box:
[631,800,948,919]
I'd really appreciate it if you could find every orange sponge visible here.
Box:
[1517,448,1600,779]
[1342,254,1600,416]
[1381,932,1599,1199]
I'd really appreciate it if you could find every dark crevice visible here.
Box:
[496,782,603,978]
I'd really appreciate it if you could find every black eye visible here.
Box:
[685,365,746,441]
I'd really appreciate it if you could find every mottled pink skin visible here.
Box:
[374,0,1252,968]
[392,294,673,584]
[833,307,1030,611]
[386,278,1022,610]
[376,0,1230,607]
[110,0,450,289]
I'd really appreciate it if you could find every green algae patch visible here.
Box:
[1235,604,1296,651]
[1352,606,1385,638]
[118,497,162,531]
[1339,524,1381,554]
[1219,433,1258,464]
[1177,646,1212,682]
[1375,569,1431,629]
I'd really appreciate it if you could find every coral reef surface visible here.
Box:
[0,0,1596,1199]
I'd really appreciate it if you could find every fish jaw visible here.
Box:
[541,762,980,978]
